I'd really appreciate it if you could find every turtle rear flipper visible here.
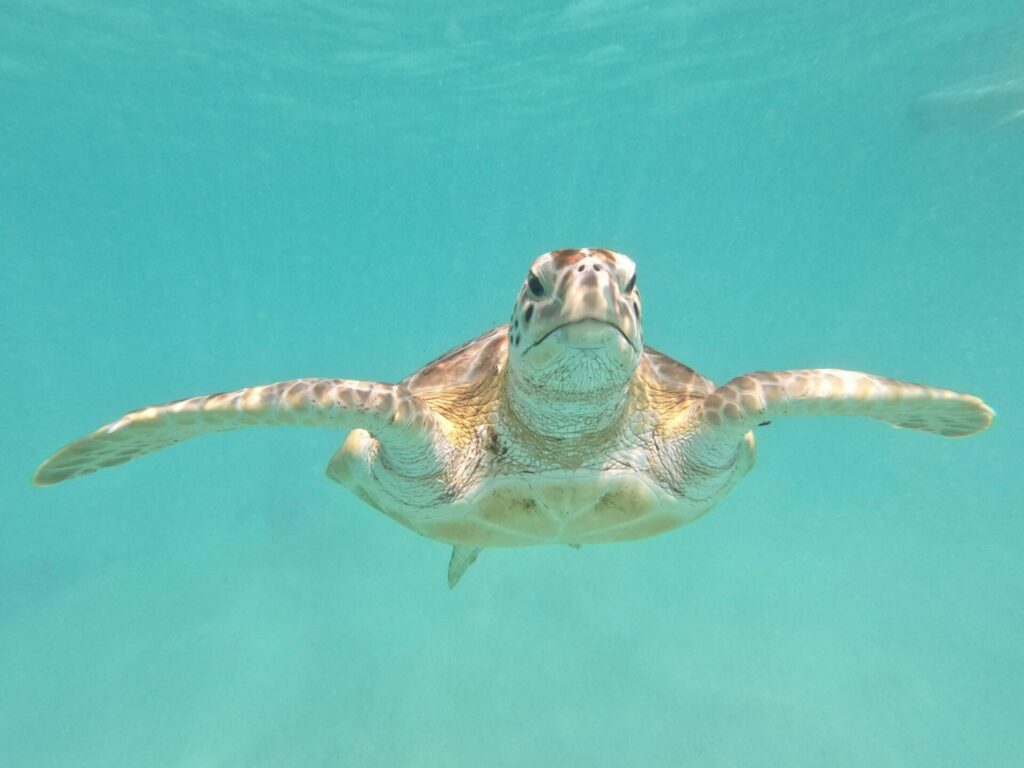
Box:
[448,546,481,588]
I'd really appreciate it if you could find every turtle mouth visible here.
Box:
[531,319,635,351]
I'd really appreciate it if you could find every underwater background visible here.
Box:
[2,2,1022,766]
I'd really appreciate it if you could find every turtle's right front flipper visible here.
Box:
[33,379,445,486]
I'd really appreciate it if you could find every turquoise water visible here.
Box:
[2,2,1022,765]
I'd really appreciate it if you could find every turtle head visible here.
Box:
[507,248,642,396]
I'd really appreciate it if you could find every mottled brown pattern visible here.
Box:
[401,326,507,449]
[546,248,618,268]
[636,345,715,432]
[696,369,994,439]
[33,379,440,486]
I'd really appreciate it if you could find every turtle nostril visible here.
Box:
[592,263,601,272]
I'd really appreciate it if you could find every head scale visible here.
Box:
[507,248,643,396]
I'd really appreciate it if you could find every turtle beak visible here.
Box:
[530,258,640,352]
[534,320,634,351]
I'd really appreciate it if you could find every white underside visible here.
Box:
[328,428,745,547]
[413,472,711,547]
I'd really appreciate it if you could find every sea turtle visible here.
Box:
[34,248,994,587]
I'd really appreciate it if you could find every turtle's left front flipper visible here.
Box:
[33,379,444,486]
[693,369,993,450]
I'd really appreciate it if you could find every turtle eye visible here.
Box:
[624,272,637,293]
[527,272,545,297]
